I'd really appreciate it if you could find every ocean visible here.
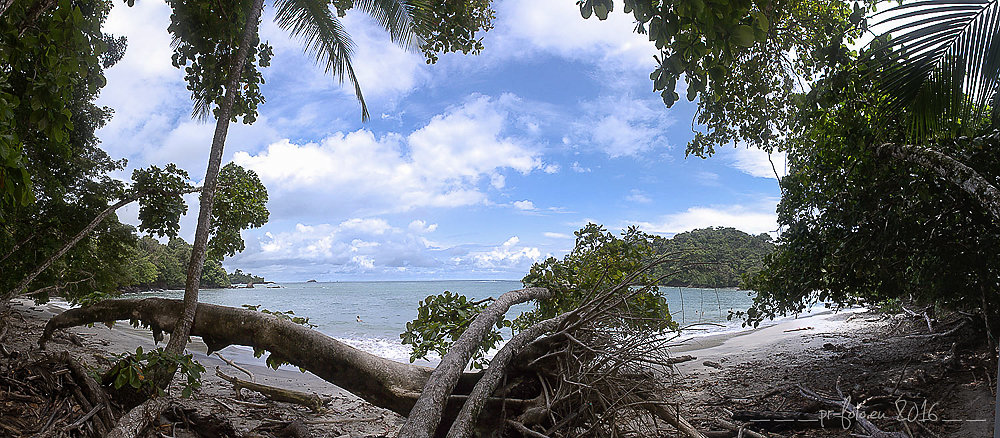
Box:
[122,281,759,367]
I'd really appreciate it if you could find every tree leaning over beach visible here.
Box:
[161,0,425,358]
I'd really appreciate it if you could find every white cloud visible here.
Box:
[578,94,675,157]
[724,147,788,180]
[408,220,438,233]
[543,232,572,239]
[459,236,543,270]
[571,161,591,173]
[635,200,779,236]
[513,200,536,210]
[233,95,549,216]
[626,189,651,204]
[491,0,658,70]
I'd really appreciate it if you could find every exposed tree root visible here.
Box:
[0,351,120,437]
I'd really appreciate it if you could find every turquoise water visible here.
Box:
[123,281,757,365]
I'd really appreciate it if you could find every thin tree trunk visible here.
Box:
[5,187,199,303]
[5,195,136,301]
[165,0,264,355]
[399,287,551,438]
[878,142,1000,219]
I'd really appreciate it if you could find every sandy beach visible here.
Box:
[6,299,995,437]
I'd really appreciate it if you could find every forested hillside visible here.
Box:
[650,227,774,288]
[121,236,266,290]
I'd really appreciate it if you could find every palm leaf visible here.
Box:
[352,0,426,51]
[867,0,1000,141]
[273,0,370,121]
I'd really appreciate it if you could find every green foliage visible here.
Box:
[0,0,122,221]
[208,163,269,260]
[402,224,676,365]
[167,0,273,123]
[132,164,194,238]
[229,268,265,284]
[650,227,774,288]
[740,59,1000,325]
[518,223,674,331]
[866,0,1000,142]
[400,291,506,368]
[126,236,233,290]
[104,346,205,398]
[578,0,870,156]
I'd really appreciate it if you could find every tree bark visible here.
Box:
[40,298,437,416]
[399,287,551,438]
[878,142,1000,219]
[165,0,265,355]
[0,0,12,19]
[445,315,566,438]
[106,397,172,438]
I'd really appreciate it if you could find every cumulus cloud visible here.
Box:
[458,237,544,270]
[237,219,439,274]
[576,94,675,157]
[634,200,779,236]
[490,0,658,70]
[626,189,651,204]
[724,147,788,180]
[513,200,536,211]
[233,95,549,216]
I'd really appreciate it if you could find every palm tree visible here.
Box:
[164,0,422,355]
[864,1,1000,434]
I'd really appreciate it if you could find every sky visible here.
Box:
[97,0,786,281]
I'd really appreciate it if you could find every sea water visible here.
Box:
[122,281,759,366]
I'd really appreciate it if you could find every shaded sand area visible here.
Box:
[666,308,996,437]
[4,299,996,437]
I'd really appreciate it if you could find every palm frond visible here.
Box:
[273,0,369,121]
[352,0,425,51]
[867,0,1000,141]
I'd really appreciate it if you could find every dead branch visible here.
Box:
[215,367,326,412]
[214,352,254,381]
[400,287,551,438]
[106,397,171,438]
[798,385,908,438]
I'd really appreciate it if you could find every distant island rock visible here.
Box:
[306,279,318,283]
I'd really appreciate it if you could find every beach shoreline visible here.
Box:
[7,298,994,437]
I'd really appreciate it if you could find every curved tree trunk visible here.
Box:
[878,142,1000,219]
[399,287,551,438]
[165,0,265,355]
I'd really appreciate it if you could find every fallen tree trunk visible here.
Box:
[401,287,551,438]
[40,298,436,416]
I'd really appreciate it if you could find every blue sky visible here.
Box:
[97,0,785,281]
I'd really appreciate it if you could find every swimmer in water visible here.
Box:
[357,315,363,323]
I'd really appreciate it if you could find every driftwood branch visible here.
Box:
[215,367,326,412]
[798,385,908,438]
[214,352,254,381]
